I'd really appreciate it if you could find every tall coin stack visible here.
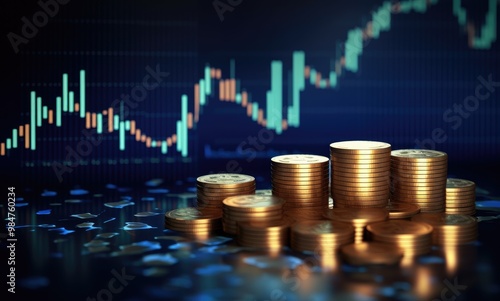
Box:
[330,141,391,208]
[411,213,477,245]
[271,154,329,219]
[445,178,476,215]
[222,195,285,235]
[390,150,447,213]
[197,174,256,210]
[290,220,354,254]
[367,220,434,257]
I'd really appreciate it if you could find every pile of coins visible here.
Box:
[386,202,421,219]
[390,150,447,213]
[164,207,222,239]
[197,173,256,210]
[323,207,388,243]
[445,178,476,215]
[271,154,329,219]
[237,218,291,251]
[222,195,284,235]
[367,220,433,256]
[290,220,354,253]
[330,141,391,208]
[411,213,477,245]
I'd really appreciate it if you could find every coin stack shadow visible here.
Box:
[330,141,391,208]
[411,213,478,245]
[271,154,330,220]
[445,178,476,215]
[390,150,447,213]
[222,195,285,235]
[196,174,256,211]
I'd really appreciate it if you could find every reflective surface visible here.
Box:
[3,175,500,301]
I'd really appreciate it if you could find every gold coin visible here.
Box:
[367,220,433,239]
[330,141,391,154]
[340,242,403,265]
[165,207,222,224]
[446,178,476,189]
[197,173,255,188]
[271,154,329,167]
[386,202,421,219]
[391,149,447,161]
[223,195,284,212]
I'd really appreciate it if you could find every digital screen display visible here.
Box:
[1,0,499,187]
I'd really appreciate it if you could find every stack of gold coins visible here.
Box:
[236,218,291,251]
[323,207,388,243]
[271,154,329,218]
[330,141,391,208]
[411,213,477,245]
[340,242,404,265]
[390,150,447,213]
[197,174,256,210]
[366,220,433,256]
[164,207,222,239]
[222,195,284,235]
[290,220,354,254]
[445,178,476,215]
[386,202,421,219]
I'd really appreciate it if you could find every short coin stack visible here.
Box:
[271,154,329,219]
[411,213,477,245]
[222,195,285,235]
[367,220,434,256]
[445,178,476,215]
[330,141,391,208]
[197,174,256,210]
[290,220,354,253]
[237,218,291,251]
[164,207,222,239]
[324,208,388,243]
[390,150,447,213]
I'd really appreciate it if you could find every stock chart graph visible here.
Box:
[1,0,499,186]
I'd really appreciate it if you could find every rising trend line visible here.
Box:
[0,0,497,157]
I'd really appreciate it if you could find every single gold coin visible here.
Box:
[197,173,255,188]
[340,242,403,265]
[387,202,421,219]
[164,207,222,224]
[330,141,391,154]
[446,178,476,189]
[391,149,448,161]
[366,220,433,239]
[223,195,284,212]
[271,154,329,167]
